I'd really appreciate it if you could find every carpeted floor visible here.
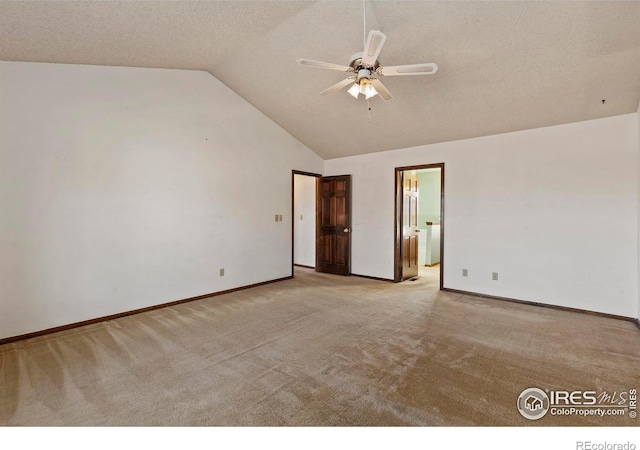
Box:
[1,266,638,426]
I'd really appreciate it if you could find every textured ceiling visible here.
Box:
[1,1,640,159]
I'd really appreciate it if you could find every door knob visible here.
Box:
[415,229,420,232]
[343,228,350,233]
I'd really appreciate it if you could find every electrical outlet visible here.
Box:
[219,268,224,277]
[492,272,498,281]
[462,269,468,277]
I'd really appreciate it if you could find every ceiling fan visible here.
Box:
[296,29,438,101]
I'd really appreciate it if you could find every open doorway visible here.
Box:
[291,171,321,276]
[394,164,444,288]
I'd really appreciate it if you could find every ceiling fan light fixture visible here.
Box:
[361,81,378,99]
[347,83,360,98]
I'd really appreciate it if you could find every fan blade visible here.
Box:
[378,63,438,76]
[320,77,356,96]
[296,59,354,72]
[361,30,387,66]
[370,79,393,101]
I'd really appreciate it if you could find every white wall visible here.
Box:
[325,114,639,318]
[417,170,441,224]
[293,174,316,267]
[425,224,441,266]
[638,103,640,321]
[0,62,323,339]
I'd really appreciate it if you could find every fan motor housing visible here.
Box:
[349,51,380,73]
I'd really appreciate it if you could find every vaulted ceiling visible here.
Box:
[1,1,639,159]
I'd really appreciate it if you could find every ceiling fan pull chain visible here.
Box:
[367,99,372,122]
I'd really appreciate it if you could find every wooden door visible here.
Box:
[316,175,351,276]
[402,172,419,280]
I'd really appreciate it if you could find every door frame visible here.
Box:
[291,170,322,277]
[393,163,445,288]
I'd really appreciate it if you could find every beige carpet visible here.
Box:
[1,266,638,426]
